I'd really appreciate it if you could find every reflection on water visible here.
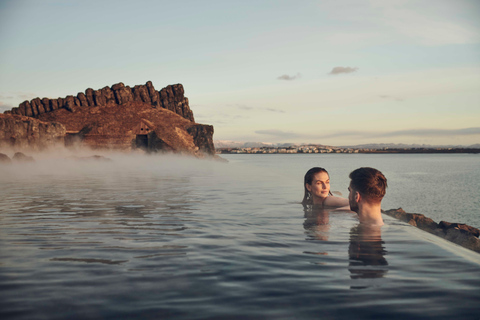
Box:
[348,224,388,288]
[303,206,330,241]
[303,207,389,289]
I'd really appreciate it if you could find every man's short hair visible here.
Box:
[349,167,387,202]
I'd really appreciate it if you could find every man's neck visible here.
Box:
[357,202,384,226]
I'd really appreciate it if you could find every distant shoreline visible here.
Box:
[358,148,480,154]
[217,147,480,155]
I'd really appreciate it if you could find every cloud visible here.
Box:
[1,92,37,100]
[328,67,358,75]
[232,104,285,113]
[313,130,366,139]
[16,92,36,100]
[194,107,252,127]
[0,101,12,108]
[379,95,404,102]
[314,127,480,139]
[381,127,480,137]
[236,104,254,111]
[277,73,302,81]
[263,107,285,113]
[255,129,300,139]
[0,101,13,113]
[370,0,480,46]
[0,91,37,111]
[229,127,480,144]
[319,1,480,47]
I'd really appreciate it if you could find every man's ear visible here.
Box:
[306,183,312,192]
[355,191,361,202]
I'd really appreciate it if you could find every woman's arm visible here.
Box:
[323,196,349,208]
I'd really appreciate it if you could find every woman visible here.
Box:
[302,167,350,209]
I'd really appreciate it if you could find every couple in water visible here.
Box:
[302,167,387,226]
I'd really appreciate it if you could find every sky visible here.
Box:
[1,0,479,146]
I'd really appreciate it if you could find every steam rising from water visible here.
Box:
[1,150,226,179]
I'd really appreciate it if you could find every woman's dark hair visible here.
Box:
[302,167,332,208]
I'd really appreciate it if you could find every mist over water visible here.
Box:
[1,151,480,319]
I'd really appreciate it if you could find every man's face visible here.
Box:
[348,182,359,213]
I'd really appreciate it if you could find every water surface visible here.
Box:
[1,153,479,319]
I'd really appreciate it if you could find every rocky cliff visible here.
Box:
[6,81,194,122]
[3,82,215,156]
[0,114,66,150]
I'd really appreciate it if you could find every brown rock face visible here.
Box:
[132,85,150,103]
[85,88,95,106]
[187,124,215,155]
[77,92,88,107]
[439,221,480,238]
[383,208,438,232]
[0,81,215,156]
[3,82,215,156]
[158,84,193,121]
[146,81,160,107]
[6,81,195,122]
[36,100,214,156]
[0,114,66,150]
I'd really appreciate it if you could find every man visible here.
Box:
[348,167,387,226]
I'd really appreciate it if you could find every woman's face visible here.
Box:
[306,171,330,203]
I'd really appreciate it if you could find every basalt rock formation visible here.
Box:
[3,82,215,156]
[0,114,66,150]
[6,81,194,122]
[384,208,480,253]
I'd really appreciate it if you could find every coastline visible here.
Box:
[217,147,480,154]
[384,208,480,253]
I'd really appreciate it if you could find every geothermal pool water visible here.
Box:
[1,153,479,319]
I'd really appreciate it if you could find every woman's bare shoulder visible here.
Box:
[324,195,349,208]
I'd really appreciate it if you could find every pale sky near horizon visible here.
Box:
[1,0,479,146]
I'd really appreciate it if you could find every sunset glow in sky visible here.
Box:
[1,0,479,146]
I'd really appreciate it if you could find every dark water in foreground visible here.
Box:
[1,153,479,319]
